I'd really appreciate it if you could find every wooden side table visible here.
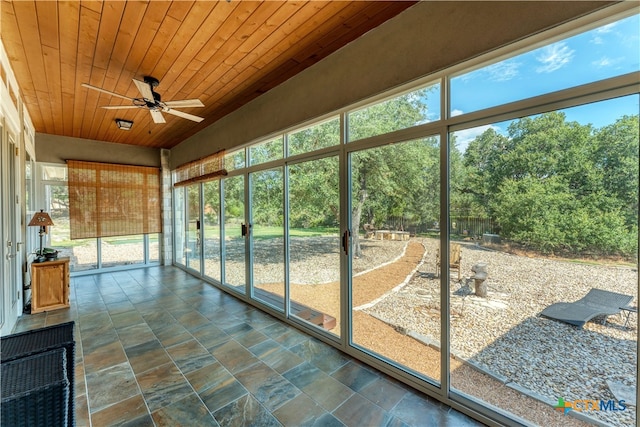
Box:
[30,257,70,313]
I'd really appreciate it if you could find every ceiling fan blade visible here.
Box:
[163,108,205,123]
[100,105,140,110]
[133,78,154,100]
[150,110,166,124]
[82,83,133,101]
[164,99,204,108]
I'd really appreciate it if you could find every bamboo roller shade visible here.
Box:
[67,160,162,239]
[174,149,227,187]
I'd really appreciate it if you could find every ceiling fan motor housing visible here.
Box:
[143,76,160,88]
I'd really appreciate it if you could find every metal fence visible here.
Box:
[450,216,497,238]
[380,216,497,238]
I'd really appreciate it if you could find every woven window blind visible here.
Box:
[174,149,227,187]
[67,160,162,239]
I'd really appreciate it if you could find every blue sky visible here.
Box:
[447,14,640,153]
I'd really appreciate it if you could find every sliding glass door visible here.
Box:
[185,184,201,273]
[250,167,285,311]
[222,175,246,293]
[349,136,441,384]
[203,181,221,281]
[174,186,186,266]
[288,156,341,336]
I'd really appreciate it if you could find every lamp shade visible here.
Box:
[28,210,55,227]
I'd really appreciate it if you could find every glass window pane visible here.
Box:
[42,165,67,181]
[174,186,186,266]
[186,185,201,273]
[223,175,245,292]
[288,156,340,336]
[203,181,221,281]
[101,235,144,268]
[249,137,283,166]
[224,149,245,172]
[347,82,440,142]
[148,233,159,263]
[46,184,97,272]
[288,117,340,156]
[251,168,285,311]
[450,14,640,116]
[450,95,638,426]
[25,159,33,211]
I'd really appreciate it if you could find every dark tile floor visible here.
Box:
[13,266,484,427]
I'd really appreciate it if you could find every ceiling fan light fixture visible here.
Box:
[115,118,134,130]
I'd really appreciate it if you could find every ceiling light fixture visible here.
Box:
[115,118,133,130]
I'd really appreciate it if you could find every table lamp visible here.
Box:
[28,210,55,262]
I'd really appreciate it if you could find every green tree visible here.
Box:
[223,175,244,224]
[459,128,509,216]
[351,136,440,256]
[289,156,339,229]
[466,111,638,256]
[251,169,283,227]
[347,87,444,256]
[594,115,639,227]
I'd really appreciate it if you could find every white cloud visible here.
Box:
[451,109,464,117]
[484,60,521,81]
[592,57,612,68]
[595,22,617,34]
[453,124,502,153]
[591,56,624,68]
[535,42,575,73]
[591,22,618,45]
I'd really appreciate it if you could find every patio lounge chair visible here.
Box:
[540,288,634,328]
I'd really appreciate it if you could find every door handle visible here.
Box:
[342,230,351,256]
[241,223,247,237]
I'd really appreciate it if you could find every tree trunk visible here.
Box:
[352,182,367,258]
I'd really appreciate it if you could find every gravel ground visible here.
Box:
[365,238,637,427]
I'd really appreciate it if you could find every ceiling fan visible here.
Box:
[82,76,205,124]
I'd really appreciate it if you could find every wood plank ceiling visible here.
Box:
[1,1,416,149]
